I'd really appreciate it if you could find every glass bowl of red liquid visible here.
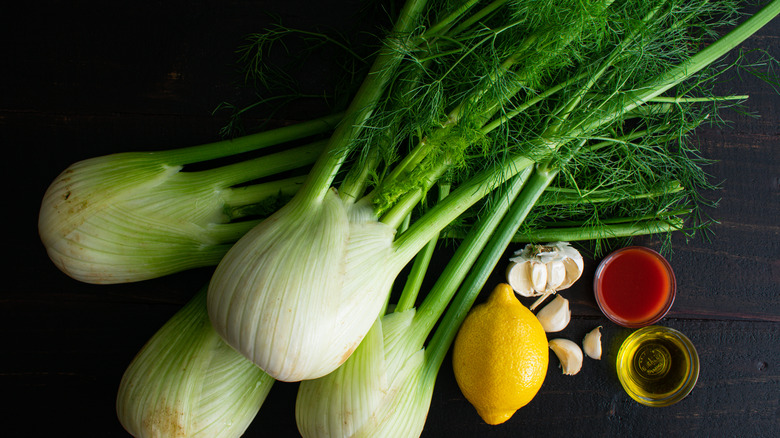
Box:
[593,246,676,328]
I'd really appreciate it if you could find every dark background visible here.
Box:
[2,1,778,436]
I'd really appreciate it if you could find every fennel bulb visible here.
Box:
[38,114,338,284]
[295,310,433,438]
[116,287,273,438]
[207,191,397,381]
[206,0,433,382]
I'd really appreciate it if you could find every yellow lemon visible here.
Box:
[452,283,548,425]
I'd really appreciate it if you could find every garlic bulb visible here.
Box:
[506,242,584,309]
[583,326,603,360]
[548,338,583,375]
[535,295,571,332]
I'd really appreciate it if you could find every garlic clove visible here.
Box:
[557,243,584,290]
[546,260,567,290]
[506,261,540,297]
[582,326,602,360]
[506,260,548,297]
[530,261,548,293]
[535,295,570,332]
[548,338,583,375]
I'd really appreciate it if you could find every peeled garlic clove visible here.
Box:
[535,295,570,332]
[582,326,602,360]
[548,338,583,375]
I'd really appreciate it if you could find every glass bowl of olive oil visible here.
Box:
[616,325,699,407]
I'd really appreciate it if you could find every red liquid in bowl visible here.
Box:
[594,247,675,327]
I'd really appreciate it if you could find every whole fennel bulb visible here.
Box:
[117,287,274,437]
[207,191,398,381]
[38,116,335,284]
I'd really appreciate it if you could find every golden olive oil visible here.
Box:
[616,326,699,407]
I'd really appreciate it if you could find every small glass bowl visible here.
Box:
[593,246,676,328]
[616,325,700,407]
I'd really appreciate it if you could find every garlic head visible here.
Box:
[535,295,571,332]
[548,338,583,375]
[506,242,584,309]
[583,326,603,360]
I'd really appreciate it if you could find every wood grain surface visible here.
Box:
[2,1,778,437]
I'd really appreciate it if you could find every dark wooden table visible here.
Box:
[3,1,778,437]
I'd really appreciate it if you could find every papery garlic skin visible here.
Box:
[208,191,397,382]
[296,309,432,438]
[535,295,571,332]
[548,338,583,375]
[583,326,603,360]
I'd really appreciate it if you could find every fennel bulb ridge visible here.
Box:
[207,188,397,382]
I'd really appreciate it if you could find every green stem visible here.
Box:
[394,236,438,312]
[406,168,531,348]
[537,180,684,206]
[512,217,685,243]
[395,184,451,312]
[447,0,509,37]
[422,164,560,382]
[337,147,381,204]
[206,221,265,245]
[423,0,482,38]
[191,140,326,188]
[222,176,306,216]
[648,95,749,103]
[157,113,342,166]
[524,207,692,229]
[294,0,430,203]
